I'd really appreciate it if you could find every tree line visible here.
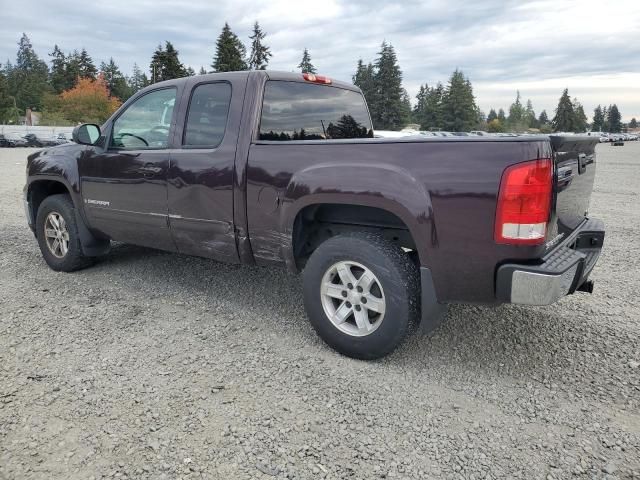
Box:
[0,29,636,132]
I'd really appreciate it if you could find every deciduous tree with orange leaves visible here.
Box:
[58,74,121,124]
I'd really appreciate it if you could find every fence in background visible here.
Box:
[0,125,75,138]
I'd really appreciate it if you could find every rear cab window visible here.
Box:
[183,82,232,148]
[259,81,373,141]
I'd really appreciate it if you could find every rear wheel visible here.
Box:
[35,194,93,272]
[303,233,419,359]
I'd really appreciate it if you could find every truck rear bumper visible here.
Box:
[496,218,605,306]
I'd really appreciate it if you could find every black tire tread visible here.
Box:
[303,232,420,360]
[35,194,93,272]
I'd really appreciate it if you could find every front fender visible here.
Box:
[280,162,435,269]
[26,144,87,221]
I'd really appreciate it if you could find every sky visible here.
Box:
[1,0,639,121]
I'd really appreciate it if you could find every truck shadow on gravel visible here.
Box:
[87,243,612,384]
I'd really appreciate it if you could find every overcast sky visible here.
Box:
[2,0,639,121]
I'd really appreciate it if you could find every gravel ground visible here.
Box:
[0,144,639,480]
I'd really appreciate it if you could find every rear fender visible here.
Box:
[280,162,435,270]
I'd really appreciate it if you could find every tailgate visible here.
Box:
[550,135,598,237]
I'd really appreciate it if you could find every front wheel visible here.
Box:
[35,194,93,272]
[302,233,419,360]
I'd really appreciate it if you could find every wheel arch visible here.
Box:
[279,162,435,272]
[27,177,109,256]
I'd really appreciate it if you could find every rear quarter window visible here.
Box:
[259,81,373,141]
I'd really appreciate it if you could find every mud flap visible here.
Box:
[418,267,447,334]
[74,210,110,257]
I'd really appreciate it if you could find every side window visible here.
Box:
[259,81,373,141]
[183,83,231,148]
[110,88,177,150]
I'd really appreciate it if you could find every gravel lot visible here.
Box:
[1,143,639,480]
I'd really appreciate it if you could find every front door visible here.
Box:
[167,79,240,262]
[79,87,179,251]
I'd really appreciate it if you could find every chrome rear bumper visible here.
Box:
[496,218,604,306]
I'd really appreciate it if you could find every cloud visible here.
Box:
[1,0,639,120]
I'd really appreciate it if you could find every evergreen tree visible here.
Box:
[99,58,131,101]
[352,59,376,114]
[573,99,587,132]
[630,118,638,128]
[552,88,575,132]
[198,66,207,75]
[592,105,604,131]
[150,42,187,83]
[400,88,412,125]
[128,63,148,94]
[441,69,477,131]
[63,50,82,90]
[607,104,622,133]
[413,82,444,130]
[212,23,248,72]
[0,69,20,123]
[7,33,50,111]
[602,106,610,132]
[538,110,549,126]
[186,66,196,76]
[49,45,67,93]
[298,48,317,74]
[507,91,525,131]
[524,99,536,128]
[497,108,506,123]
[77,48,97,79]
[372,42,405,130]
[248,21,272,70]
[487,108,498,123]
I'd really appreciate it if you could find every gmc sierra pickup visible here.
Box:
[24,70,605,359]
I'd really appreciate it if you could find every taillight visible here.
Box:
[302,73,332,84]
[495,158,553,245]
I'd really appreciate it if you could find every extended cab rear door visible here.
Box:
[166,74,247,262]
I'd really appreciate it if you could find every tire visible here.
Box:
[303,232,419,360]
[35,194,93,272]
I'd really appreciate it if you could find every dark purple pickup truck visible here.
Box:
[24,70,605,359]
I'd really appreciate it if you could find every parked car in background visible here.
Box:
[470,131,490,136]
[55,133,71,144]
[0,134,17,147]
[2,133,28,147]
[22,133,59,148]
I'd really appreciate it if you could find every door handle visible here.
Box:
[138,164,163,177]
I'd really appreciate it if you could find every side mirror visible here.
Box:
[72,124,101,145]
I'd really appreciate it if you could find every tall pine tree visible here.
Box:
[49,45,67,93]
[592,105,604,131]
[442,69,477,131]
[128,63,148,94]
[212,23,247,72]
[371,42,404,130]
[413,82,444,130]
[99,58,131,101]
[150,42,187,83]
[573,99,587,132]
[248,22,272,70]
[607,104,622,133]
[507,91,525,131]
[298,48,317,74]
[352,59,376,108]
[552,88,575,132]
[77,48,97,79]
[7,33,49,111]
